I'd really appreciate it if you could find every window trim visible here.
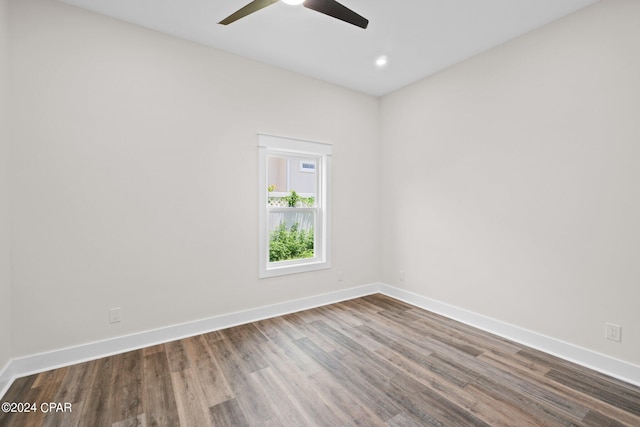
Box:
[258,134,332,278]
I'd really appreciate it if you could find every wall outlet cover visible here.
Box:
[605,323,621,342]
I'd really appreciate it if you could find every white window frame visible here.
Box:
[258,134,332,278]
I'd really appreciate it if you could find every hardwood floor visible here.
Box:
[2,294,639,426]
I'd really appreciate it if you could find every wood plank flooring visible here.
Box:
[2,294,639,426]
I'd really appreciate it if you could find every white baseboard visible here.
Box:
[378,283,640,387]
[0,283,381,399]
[2,282,639,399]
[0,360,13,400]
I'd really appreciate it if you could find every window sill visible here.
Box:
[259,259,331,278]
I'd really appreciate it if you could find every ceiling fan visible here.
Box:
[218,0,369,29]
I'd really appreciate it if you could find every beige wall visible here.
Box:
[0,0,11,369]
[380,0,640,365]
[6,0,640,371]
[9,0,380,356]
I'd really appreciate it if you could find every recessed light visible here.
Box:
[282,0,304,5]
[375,56,388,67]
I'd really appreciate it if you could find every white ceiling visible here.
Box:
[56,0,598,96]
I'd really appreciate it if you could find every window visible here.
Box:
[258,134,331,278]
[299,160,316,173]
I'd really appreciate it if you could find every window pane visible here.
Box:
[288,158,316,196]
[268,211,315,262]
[267,155,317,205]
[267,156,288,193]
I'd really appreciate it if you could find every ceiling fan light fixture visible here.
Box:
[219,0,368,29]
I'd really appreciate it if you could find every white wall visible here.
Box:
[7,0,639,374]
[9,0,380,356]
[380,0,640,365]
[0,0,12,370]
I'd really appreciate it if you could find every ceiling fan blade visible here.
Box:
[303,0,368,29]
[218,0,279,25]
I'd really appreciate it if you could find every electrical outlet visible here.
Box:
[400,271,406,282]
[337,271,343,282]
[109,308,122,324]
[605,323,621,342]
